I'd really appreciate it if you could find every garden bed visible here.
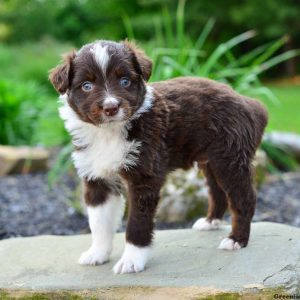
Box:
[0,171,300,240]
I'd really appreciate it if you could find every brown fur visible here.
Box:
[49,40,268,249]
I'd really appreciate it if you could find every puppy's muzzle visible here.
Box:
[102,97,120,117]
[103,103,119,117]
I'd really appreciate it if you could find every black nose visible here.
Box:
[103,103,119,117]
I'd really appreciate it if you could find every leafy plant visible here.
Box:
[48,143,74,185]
[0,39,72,89]
[0,79,67,146]
[136,0,300,105]
[261,140,299,172]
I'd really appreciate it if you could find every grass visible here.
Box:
[0,287,289,300]
[0,38,72,90]
[264,84,300,133]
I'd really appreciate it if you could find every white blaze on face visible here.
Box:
[90,42,110,75]
[103,96,119,107]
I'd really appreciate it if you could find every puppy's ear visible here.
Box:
[123,40,152,81]
[49,50,76,94]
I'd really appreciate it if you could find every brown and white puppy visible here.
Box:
[49,40,268,274]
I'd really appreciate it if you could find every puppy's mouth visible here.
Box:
[84,102,136,126]
[101,108,126,124]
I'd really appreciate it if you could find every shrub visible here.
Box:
[135,3,300,104]
[261,140,299,172]
[0,38,72,90]
[0,79,67,146]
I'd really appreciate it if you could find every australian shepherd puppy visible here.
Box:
[49,40,268,274]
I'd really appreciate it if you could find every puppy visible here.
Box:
[49,40,268,274]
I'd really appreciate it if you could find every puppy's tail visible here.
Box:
[250,99,268,148]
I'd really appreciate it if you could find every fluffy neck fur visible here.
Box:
[59,85,153,180]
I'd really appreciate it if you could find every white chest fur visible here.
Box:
[59,97,141,180]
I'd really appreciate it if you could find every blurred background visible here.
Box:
[0,0,300,239]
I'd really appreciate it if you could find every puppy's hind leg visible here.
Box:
[210,161,256,250]
[193,164,228,231]
[79,179,125,266]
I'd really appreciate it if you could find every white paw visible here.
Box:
[78,247,110,265]
[113,243,150,274]
[218,237,241,250]
[113,256,145,274]
[192,218,221,231]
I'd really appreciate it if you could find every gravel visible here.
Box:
[254,172,300,226]
[0,174,88,239]
[0,172,300,240]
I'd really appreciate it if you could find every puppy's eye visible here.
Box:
[82,81,94,92]
[120,77,131,88]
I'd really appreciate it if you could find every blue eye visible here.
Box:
[120,77,131,88]
[82,81,94,92]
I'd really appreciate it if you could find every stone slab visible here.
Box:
[0,222,299,298]
[0,145,49,176]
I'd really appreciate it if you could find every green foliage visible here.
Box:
[48,144,74,185]
[0,79,67,146]
[0,39,71,147]
[0,39,72,89]
[0,0,147,45]
[261,140,299,172]
[1,0,300,48]
[265,85,300,133]
[134,2,300,105]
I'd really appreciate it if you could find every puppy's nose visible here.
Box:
[103,103,119,117]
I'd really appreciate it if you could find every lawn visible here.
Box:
[263,85,300,133]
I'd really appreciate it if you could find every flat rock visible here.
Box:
[0,145,49,176]
[0,222,299,299]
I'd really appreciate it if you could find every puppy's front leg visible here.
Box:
[113,180,160,274]
[79,179,124,266]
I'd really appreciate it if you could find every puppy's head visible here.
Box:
[49,40,152,125]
